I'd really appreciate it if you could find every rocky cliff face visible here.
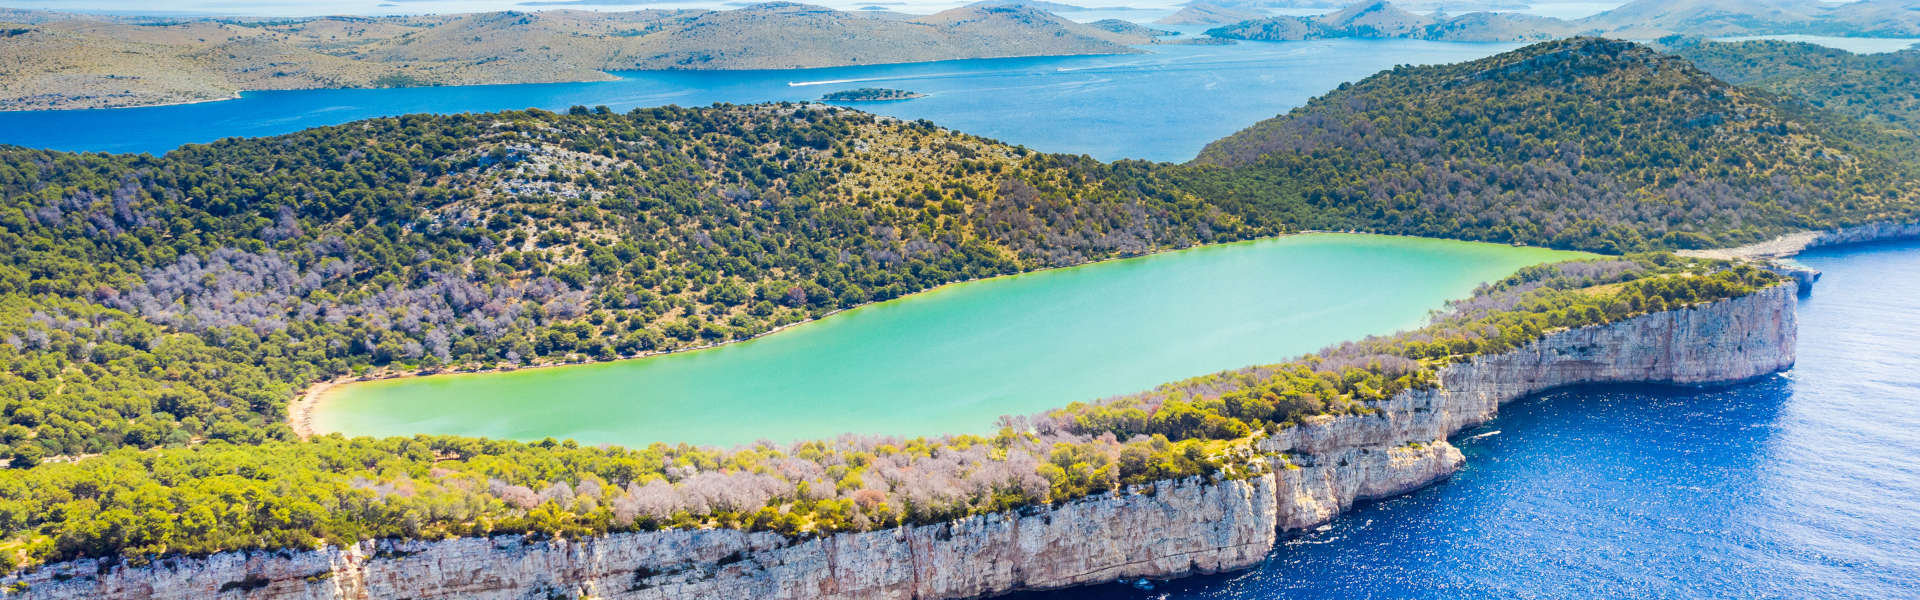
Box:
[8,476,1278,600]
[8,284,1797,600]
[1260,281,1797,529]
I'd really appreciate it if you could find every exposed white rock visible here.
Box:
[6,284,1797,600]
[1679,221,1920,261]
[8,475,1278,600]
[1259,281,1797,529]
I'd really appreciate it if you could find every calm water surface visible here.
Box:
[1023,241,1920,598]
[0,39,1520,162]
[317,234,1585,447]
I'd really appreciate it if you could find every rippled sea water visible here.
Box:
[1022,241,1920,599]
[0,39,1519,162]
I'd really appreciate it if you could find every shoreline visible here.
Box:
[1677,221,1920,261]
[2,48,1143,114]
[286,305,845,439]
[3,91,243,114]
[286,230,1579,440]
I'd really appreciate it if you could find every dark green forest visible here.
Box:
[1186,38,1920,253]
[1674,39,1920,130]
[0,37,1910,569]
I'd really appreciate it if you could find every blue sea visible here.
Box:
[1019,242,1920,598]
[0,39,1520,163]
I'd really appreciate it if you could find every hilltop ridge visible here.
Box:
[1186,37,1919,251]
[1207,0,1920,43]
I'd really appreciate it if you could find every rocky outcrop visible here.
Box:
[6,284,1797,600]
[1261,281,1797,529]
[1681,222,1920,293]
[1682,221,1920,261]
[1804,222,1920,251]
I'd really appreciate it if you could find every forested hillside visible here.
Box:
[1185,37,1920,252]
[0,103,1228,465]
[1674,40,1920,129]
[0,38,1911,570]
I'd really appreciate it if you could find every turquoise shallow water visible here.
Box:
[0,39,1520,162]
[1021,241,1920,598]
[317,234,1585,447]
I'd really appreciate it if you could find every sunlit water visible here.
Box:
[316,234,1585,447]
[0,39,1522,162]
[1020,241,1920,598]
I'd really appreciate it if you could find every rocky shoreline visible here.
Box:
[1679,222,1920,293]
[5,281,1799,599]
[1681,222,1920,261]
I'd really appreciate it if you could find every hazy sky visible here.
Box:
[9,0,1631,18]
[7,0,1065,16]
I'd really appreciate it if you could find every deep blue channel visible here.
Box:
[1023,241,1920,599]
[0,39,1517,162]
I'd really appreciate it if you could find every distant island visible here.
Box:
[821,87,926,101]
[0,2,1150,111]
[1204,0,1920,43]
[7,0,1919,111]
[1156,2,1264,26]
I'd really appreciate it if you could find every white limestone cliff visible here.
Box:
[5,283,1797,600]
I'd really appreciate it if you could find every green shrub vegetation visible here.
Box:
[1674,40,1920,130]
[1182,38,1920,253]
[0,36,1894,570]
[0,103,1234,463]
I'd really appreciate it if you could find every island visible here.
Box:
[0,2,1150,111]
[820,87,927,102]
[1204,0,1920,43]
